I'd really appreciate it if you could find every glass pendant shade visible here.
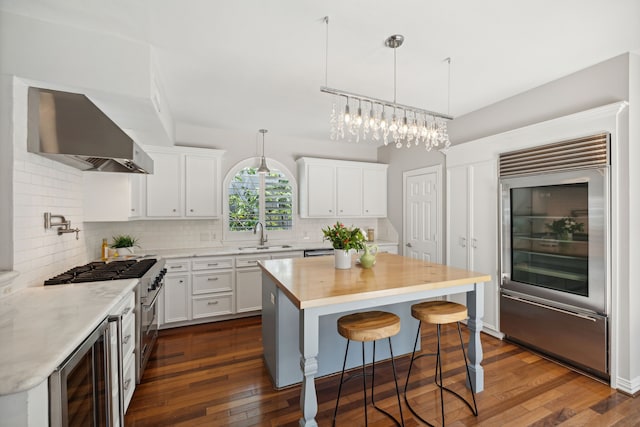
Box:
[257,129,270,174]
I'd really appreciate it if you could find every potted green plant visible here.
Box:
[111,234,140,255]
[321,222,366,269]
[546,217,584,240]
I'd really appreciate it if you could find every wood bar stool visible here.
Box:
[404,301,478,426]
[333,310,405,427]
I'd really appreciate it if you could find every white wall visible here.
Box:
[7,81,89,293]
[448,53,630,144]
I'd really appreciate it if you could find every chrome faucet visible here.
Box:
[253,222,268,246]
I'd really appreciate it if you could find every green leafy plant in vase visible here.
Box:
[111,234,140,255]
[321,222,366,269]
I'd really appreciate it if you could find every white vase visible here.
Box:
[119,246,135,255]
[334,249,352,269]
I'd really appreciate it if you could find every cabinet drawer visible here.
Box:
[192,294,233,318]
[122,314,135,359]
[123,353,136,411]
[192,257,234,271]
[235,254,270,268]
[166,259,190,273]
[192,270,233,294]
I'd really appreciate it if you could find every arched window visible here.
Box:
[225,159,295,238]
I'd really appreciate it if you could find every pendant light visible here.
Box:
[257,129,270,174]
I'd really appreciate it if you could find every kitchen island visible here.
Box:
[259,253,491,427]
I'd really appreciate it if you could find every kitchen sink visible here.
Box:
[237,245,293,251]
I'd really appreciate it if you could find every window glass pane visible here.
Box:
[228,167,259,231]
[265,170,293,231]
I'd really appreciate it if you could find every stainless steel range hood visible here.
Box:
[27,87,153,174]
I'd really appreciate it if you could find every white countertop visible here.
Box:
[0,279,138,396]
[146,240,398,259]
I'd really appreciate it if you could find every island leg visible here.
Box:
[466,282,485,392]
[299,310,319,427]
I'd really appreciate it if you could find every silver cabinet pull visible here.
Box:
[460,237,467,247]
[123,334,131,345]
[124,378,132,391]
[207,277,219,281]
[190,209,194,212]
[207,301,219,305]
[170,265,182,269]
[207,263,219,267]
[121,306,131,316]
[406,242,412,247]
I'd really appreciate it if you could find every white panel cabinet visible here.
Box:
[83,173,141,222]
[363,167,387,217]
[336,166,362,216]
[146,150,182,217]
[185,154,218,217]
[236,254,270,313]
[306,163,335,217]
[163,258,191,324]
[298,157,388,218]
[446,158,500,335]
[144,146,224,219]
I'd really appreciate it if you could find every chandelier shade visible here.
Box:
[321,26,453,150]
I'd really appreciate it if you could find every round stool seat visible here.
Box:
[411,301,467,325]
[337,311,401,342]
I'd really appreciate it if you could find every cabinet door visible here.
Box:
[129,174,144,218]
[83,173,131,222]
[236,268,263,312]
[146,151,182,217]
[307,164,335,217]
[336,166,362,216]
[363,167,387,217]
[163,274,190,323]
[469,160,499,332]
[185,155,218,217]
[447,165,470,270]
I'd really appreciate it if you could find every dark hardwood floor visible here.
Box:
[125,316,639,426]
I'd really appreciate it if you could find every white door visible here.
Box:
[403,166,442,262]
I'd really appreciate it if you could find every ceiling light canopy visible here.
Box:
[321,18,452,150]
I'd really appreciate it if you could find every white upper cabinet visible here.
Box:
[146,150,182,217]
[185,154,218,217]
[336,166,362,216]
[83,173,142,222]
[306,163,335,217]
[297,157,388,218]
[362,167,387,217]
[144,145,225,219]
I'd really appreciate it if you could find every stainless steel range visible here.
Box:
[44,257,166,383]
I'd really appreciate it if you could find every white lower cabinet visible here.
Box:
[109,291,135,425]
[236,254,270,313]
[191,256,234,319]
[163,258,191,324]
[160,251,304,328]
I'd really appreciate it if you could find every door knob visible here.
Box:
[406,242,412,247]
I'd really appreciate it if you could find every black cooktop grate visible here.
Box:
[44,259,157,285]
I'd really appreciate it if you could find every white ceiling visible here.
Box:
[2,0,640,144]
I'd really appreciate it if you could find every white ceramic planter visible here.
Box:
[334,249,352,269]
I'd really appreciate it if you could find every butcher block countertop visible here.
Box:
[259,253,491,309]
[0,280,137,396]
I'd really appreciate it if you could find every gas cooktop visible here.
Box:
[44,259,157,285]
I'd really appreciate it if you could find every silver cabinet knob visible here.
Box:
[406,242,412,247]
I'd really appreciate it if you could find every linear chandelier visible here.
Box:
[321,18,452,150]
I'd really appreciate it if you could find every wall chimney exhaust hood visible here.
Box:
[27,87,153,174]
